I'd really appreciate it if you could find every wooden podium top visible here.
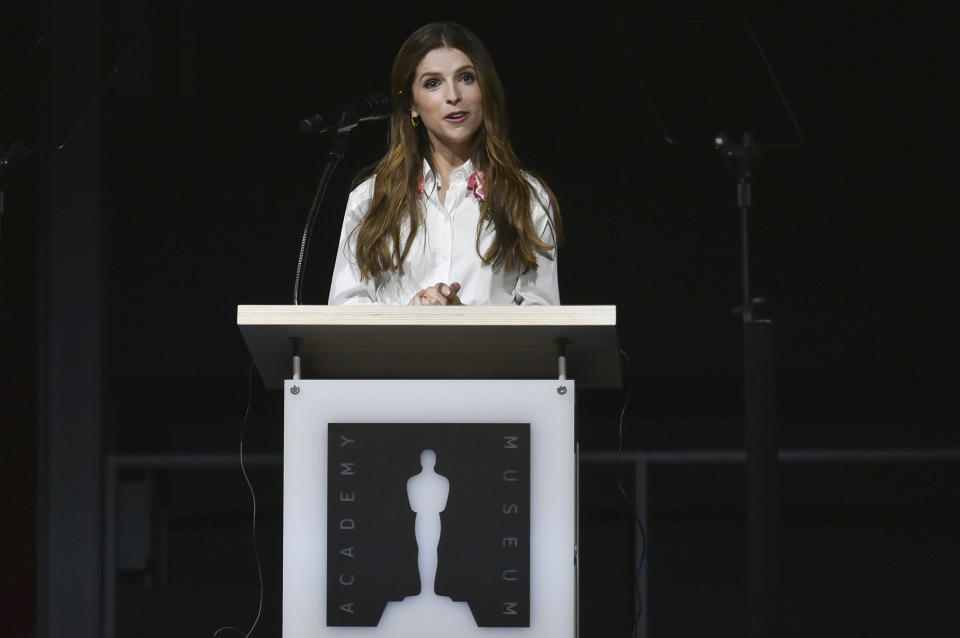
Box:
[237,305,620,388]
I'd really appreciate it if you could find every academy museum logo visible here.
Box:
[327,422,531,628]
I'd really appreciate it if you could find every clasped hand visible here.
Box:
[409,282,463,306]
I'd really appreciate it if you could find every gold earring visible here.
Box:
[411,114,419,128]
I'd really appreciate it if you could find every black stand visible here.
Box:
[292,96,388,305]
[744,318,778,638]
[293,131,350,305]
[717,131,779,638]
[619,19,802,636]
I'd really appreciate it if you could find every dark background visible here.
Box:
[1,1,957,637]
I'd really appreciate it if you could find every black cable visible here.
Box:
[213,360,263,638]
[612,348,648,638]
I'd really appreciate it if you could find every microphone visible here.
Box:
[299,93,392,135]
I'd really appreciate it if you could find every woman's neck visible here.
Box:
[427,137,473,190]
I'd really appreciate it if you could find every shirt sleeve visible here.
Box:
[513,179,561,306]
[327,181,381,305]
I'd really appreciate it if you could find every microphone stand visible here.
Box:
[293,129,350,305]
[717,131,762,322]
[293,98,387,305]
[717,130,779,638]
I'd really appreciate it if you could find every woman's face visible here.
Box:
[409,47,484,158]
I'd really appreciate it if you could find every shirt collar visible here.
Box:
[422,157,475,185]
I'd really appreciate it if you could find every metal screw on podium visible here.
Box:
[557,385,567,395]
[290,385,300,395]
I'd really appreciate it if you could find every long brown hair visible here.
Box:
[352,22,563,280]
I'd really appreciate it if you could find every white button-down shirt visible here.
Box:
[328,159,560,306]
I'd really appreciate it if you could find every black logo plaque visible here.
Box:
[327,422,531,627]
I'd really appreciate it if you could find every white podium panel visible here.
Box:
[283,379,576,638]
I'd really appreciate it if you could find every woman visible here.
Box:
[328,22,562,306]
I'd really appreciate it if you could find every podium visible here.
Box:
[238,305,619,638]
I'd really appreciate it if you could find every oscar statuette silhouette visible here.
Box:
[377,450,476,636]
